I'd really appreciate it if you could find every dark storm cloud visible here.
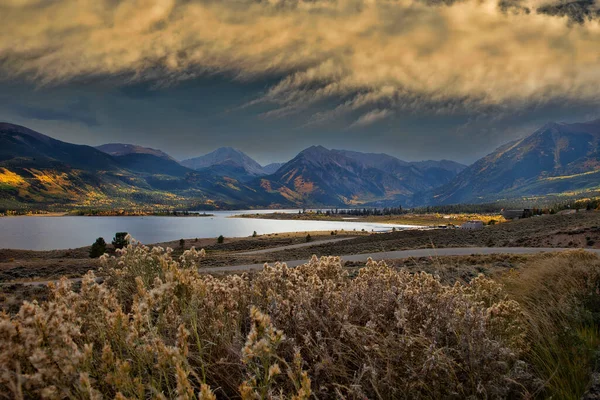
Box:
[12,99,99,127]
[0,0,599,165]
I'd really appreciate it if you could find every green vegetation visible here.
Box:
[305,233,311,242]
[111,232,129,250]
[179,238,185,248]
[89,237,107,258]
[217,235,224,244]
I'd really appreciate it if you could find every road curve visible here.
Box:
[8,247,600,285]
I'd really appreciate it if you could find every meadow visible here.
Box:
[1,237,600,399]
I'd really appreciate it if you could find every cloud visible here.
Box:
[11,99,99,127]
[350,108,394,127]
[1,0,600,125]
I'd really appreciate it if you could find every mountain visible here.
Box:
[262,162,284,174]
[0,122,119,171]
[430,119,600,205]
[335,150,466,189]
[96,143,175,161]
[255,146,465,206]
[0,123,289,209]
[181,147,266,177]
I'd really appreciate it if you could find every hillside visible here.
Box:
[0,123,288,210]
[96,143,176,161]
[256,146,465,206]
[430,119,600,205]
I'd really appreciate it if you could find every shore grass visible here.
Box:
[232,211,506,226]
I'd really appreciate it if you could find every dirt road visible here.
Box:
[199,246,600,273]
[9,246,600,285]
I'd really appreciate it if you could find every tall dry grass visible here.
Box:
[501,250,600,399]
[0,238,598,399]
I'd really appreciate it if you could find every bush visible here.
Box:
[89,237,107,258]
[4,239,600,399]
[305,233,312,242]
[217,235,224,244]
[252,231,258,237]
[488,219,497,225]
[179,238,185,248]
[0,240,536,399]
[111,232,129,249]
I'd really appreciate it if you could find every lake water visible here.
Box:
[0,209,419,250]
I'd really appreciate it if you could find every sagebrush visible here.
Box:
[2,237,599,399]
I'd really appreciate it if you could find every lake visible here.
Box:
[0,209,419,250]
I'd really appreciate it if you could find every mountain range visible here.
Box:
[1,118,600,210]
[429,119,600,205]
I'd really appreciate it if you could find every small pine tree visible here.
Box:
[89,237,107,258]
[252,231,258,237]
[179,238,185,248]
[306,233,312,242]
[112,232,129,249]
[217,235,225,244]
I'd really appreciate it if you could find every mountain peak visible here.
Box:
[0,122,55,144]
[181,147,265,176]
[96,143,175,161]
[431,118,600,205]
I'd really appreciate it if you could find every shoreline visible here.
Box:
[231,211,504,226]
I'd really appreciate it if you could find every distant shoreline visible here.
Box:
[0,211,214,218]
[231,211,504,226]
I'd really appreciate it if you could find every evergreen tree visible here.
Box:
[89,237,107,258]
[112,232,129,249]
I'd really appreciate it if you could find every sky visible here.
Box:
[1,0,599,166]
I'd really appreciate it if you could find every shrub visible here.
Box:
[179,238,185,248]
[252,231,258,237]
[4,240,600,399]
[488,219,497,225]
[111,232,129,249]
[89,237,107,258]
[0,238,539,399]
[217,235,225,244]
[305,233,311,242]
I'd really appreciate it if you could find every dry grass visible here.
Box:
[500,250,600,399]
[1,238,599,399]
[233,211,506,226]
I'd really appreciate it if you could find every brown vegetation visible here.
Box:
[1,237,599,398]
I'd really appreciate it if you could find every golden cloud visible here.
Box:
[1,0,599,123]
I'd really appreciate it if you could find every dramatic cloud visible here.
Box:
[351,109,394,127]
[1,0,600,124]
